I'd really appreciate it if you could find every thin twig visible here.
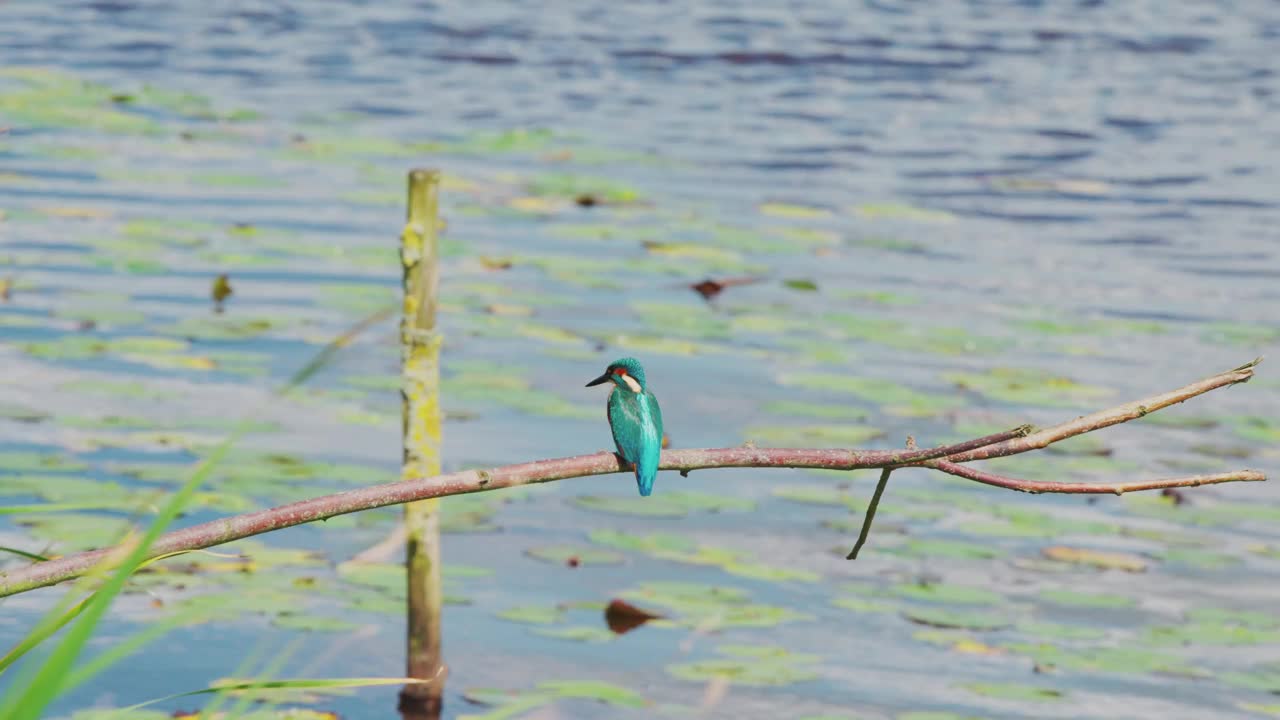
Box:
[932,461,1264,495]
[847,468,892,560]
[941,358,1260,464]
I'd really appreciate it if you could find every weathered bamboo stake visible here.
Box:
[0,361,1265,598]
[399,169,445,716]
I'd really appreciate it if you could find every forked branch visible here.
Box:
[0,360,1264,598]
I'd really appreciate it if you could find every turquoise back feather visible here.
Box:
[607,387,664,496]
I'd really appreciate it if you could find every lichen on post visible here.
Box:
[399,168,445,717]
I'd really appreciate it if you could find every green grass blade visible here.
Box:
[0,546,48,562]
[0,305,395,718]
[115,677,425,715]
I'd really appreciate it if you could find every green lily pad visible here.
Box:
[1041,546,1148,572]
[572,491,754,517]
[773,485,861,510]
[620,581,812,629]
[1234,416,1280,443]
[590,530,818,582]
[760,202,830,219]
[0,451,88,473]
[1002,642,1198,676]
[881,539,999,561]
[959,682,1064,702]
[1201,322,1280,346]
[525,545,625,566]
[780,372,963,417]
[1221,664,1280,692]
[496,605,565,626]
[532,626,616,643]
[945,367,1111,409]
[668,644,820,687]
[271,613,359,632]
[745,424,885,447]
[890,582,1003,606]
[903,608,1010,631]
[761,400,869,421]
[1038,588,1135,609]
[853,203,955,223]
[527,174,641,204]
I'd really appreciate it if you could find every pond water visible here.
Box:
[1,1,1279,718]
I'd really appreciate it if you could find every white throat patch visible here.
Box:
[620,374,642,393]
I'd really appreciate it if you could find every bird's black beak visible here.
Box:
[585,372,611,387]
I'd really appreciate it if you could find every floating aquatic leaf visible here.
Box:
[525,545,624,567]
[959,682,1063,702]
[760,202,831,219]
[853,203,954,223]
[830,596,896,614]
[591,530,817,582]
[945,367,1112,409]
[781,372,963,416]
[1001,641,1197,676]
[1220,663,1280,692]
[745,424,884,447]
[668,644,820,687]
[890,582,1003,606]
[270,613,359,633]
[633,302,733,339]
[496,605,564,626]
[460,679,644,720]
[604,599,663,635]
[1038,588,1135,609]
[0,451,88,474]
[161,315,279,341]
[531,625,615,643]
[448,365,594,419]
[881,539,998,561]
[903,608,1010,631]
[773,486,861,511]
[1142,619,1280,647]
[783,278,819,292]
[1041,546,1147,572]
[527,174,641,204]
[620,581,811,629]
[1201,322,1280,346]
[1234,416,1280,443]
[762,401,869,421]
[1157,547,1242,569]
[572,491,754,518]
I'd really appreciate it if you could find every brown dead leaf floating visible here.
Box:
[604,598,663,635]
[688,275,764,302]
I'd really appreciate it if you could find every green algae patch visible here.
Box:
[572,491,755,517]
[460,680,644,720]
[620,581,812,629]
[668,645,820,687]
[590,530,819,582]
[958,682,1064,702]
[745,424,885,447]
[945,367,1112,408]
[1038,588,1135,609]
[780,372,963,416]
[525,545,625,566]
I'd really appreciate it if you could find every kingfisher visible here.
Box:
[586,357,665,497]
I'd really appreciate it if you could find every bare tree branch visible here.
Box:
[0,360,1264,598]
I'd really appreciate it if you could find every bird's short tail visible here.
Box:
[635,468,654,497]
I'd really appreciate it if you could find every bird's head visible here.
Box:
[586,357,647,393]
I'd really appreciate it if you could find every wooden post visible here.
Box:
[398,169,445,718]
